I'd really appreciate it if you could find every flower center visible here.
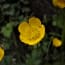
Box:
[29,27,40,41]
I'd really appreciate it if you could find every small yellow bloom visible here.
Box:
[52,38,62,47]
[52,0,65,8]
[18,17,45,45]
[0,47,4,61]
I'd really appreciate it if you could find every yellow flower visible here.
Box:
[52,38,62,47]
[18,17,45,45]
[0,47,4,61]
[52,0,65,8]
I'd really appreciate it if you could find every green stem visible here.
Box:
[62,22,65,44]
[62,10,65,46]
[12,32,22,64]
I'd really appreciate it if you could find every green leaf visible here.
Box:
[3,42,11,50]
[1,22,13,38]
[25,47,42,65]
[42,41,49,53]
[52,15,63,28]
[42,36,51,53]
[0,56,12,65]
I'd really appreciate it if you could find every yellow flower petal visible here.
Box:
[52,0,65,8]
[18,21,30,33]
[52,38,62,47]
[0,47,4,61]
[29,17,42,28]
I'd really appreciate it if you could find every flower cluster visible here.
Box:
[0,0,64,63]
[18,17,62,47]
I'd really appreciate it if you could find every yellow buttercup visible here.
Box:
[0,47,4,61]
[52,0,65,8]
[18,17,45,45]
[52,38,62,47]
